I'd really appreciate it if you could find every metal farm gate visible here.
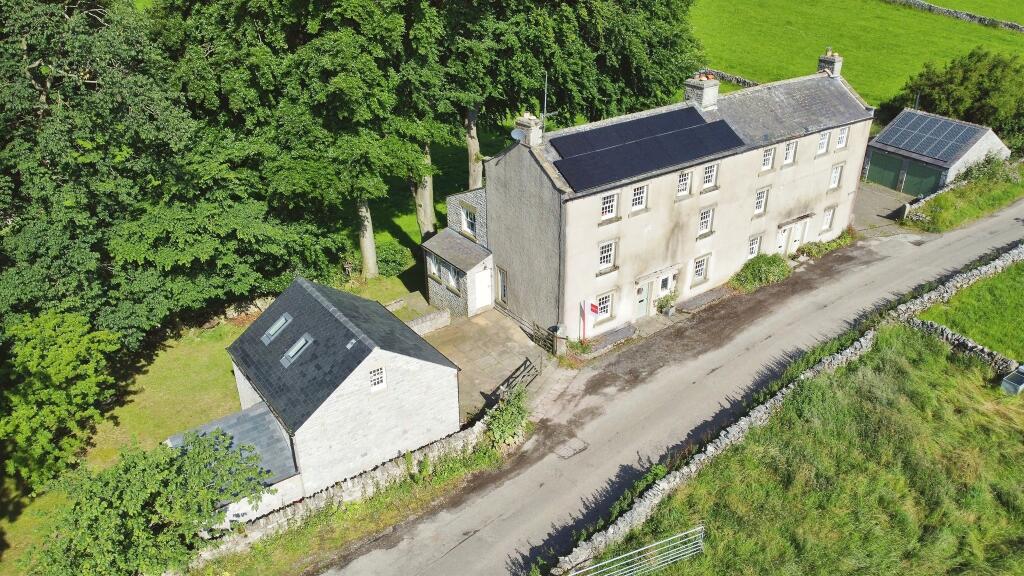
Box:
[567,526,706,576]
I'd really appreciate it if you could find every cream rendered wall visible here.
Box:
[560,119,872,340]
[292,348,460,496]
[233,362,262,410]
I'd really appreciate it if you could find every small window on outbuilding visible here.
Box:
[280,333,314,368]
[369,367,386,390]
[261,313,292,345]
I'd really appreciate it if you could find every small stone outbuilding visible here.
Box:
[866,108,1010,196]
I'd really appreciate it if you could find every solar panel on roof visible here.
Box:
[553,120,744,191]
[549,107,706,159]
[875,111,985,164]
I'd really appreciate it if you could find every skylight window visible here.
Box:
[261,313,292,345]
[280,333,314,367]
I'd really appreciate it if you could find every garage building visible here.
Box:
[865,109,1010,196]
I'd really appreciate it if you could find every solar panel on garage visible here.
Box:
[874,110,985,164]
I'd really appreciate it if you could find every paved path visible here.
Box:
[327,200,1024,576]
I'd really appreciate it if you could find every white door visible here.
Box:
[776,227,790,254]
[790,220,806,253]
[473,268,493,314]
[635,282,651,317]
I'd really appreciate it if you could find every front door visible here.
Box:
[776,227,791,254]
[635,282,651,317]
[472,267,493,314]
[789,220,806,253]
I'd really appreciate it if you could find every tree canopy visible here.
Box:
[25,432,267,575]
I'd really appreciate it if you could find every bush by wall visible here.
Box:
[728,254,791,293]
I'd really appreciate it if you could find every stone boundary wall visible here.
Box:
[905,318,1019,372]
[199,419,488,562]
[551,330,877,574]
[890,243,1024,320]
[881,0,1024,33]
[702,68,759,88]
[407,308,451,335]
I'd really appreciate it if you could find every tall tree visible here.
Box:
[884,47,1024,153]
[26,432,267,575]
[0,312,120,490]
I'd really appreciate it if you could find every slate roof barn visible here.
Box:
[168,277,461,521]
[866,109,1010,196]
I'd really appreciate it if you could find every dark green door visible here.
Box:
[903,161,942,197]
[866,150,902,190]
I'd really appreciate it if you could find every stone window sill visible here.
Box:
[751,212,766,220]
[628,207,650,218]
[459,230,478,242]
[700,185,719,194]
[599,216,621,227]
[696,231,715,241]
[691,277,709,288]
[674,194,694,203]
[594,314,615,326]
[596,265,619,278]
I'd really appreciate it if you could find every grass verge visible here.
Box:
[728,254,791,293]
[691,0,1024,105]
[596,324,1024,574]
[795,227,858,259]
[903,161,1024,232]
[919,260,1024,360]
[191,446,504,576]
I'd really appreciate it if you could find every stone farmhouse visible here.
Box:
[169,277,459,521]
[423,50,874,341]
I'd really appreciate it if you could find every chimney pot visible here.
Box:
[818,48,844,77]
[514,112,543,148]
[684,75,720,111]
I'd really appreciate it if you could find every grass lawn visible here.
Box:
[597,324,1024,574]
[0,324,244,576]
[192,446,503,576]
[933,0,1024,24]
[904,163,1024,232]
[691,0,1024,105]
[920,261,1024,360]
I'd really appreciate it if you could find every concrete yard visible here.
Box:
[426,309,544,422]
[326,197,1024,576]
[852,182,917,238]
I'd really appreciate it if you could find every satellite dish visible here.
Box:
[510,128,525,142]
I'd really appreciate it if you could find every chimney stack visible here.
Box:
[684,72,720,111]
[818,47,843,77]
[514,112,544,147]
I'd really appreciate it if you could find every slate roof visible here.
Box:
[712,74,873,146]
[422,228,491,271]
[227,278,457,433]
[869,108,989,168]
[167,401,297,485]
[542,73,873,196]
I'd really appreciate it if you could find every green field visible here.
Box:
[0,324,244,575]
[691,0,1024,105]
[597,324,1024,574]
[934,0,1024,24]
[920,261,1024,360]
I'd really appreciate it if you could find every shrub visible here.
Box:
[795,226,857,259]
[486,383,530,449]
[567,339,592,355]
[375,240,414,277]
[905,160,1024,232]
[655,290,678,313]
[729,254,791,293]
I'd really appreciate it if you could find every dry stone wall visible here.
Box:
[882,0,1024,32]
[199,420,488,562]
[906,318,1018,372]
[551,331,877,574]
